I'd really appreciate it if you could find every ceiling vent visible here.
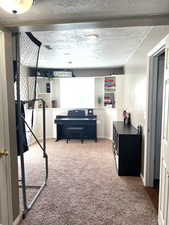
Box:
[53,71,73,78]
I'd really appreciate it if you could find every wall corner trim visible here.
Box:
[13,213,23,225]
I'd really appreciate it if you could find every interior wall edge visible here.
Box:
[4,31,19,221]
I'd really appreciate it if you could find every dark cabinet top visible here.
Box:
[55,115,97,123]
[113,121,138,135]
[56,117,96,121]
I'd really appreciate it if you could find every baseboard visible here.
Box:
[140,173,146,186]
[36,136,54,141]
[28,136,54,146]
[158,211,163,225]
[107,137,113,141]
[104,136,112,141]
[13,213,23,225]
[98,136,112,140]
[31,136,112,142]
[98,136,105,139]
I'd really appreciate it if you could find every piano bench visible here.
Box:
[65,127,85,144]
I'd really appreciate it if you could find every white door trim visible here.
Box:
[0,30,14,225]
[13,213,23,225]
[144,37,166,187]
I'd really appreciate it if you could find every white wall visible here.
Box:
[36,76,124,110]
[26,76,124,143]
[20,64,29,101]
[27,108,117,143]
[124,26,169,180]
[95,77,104,108]
[51,79,60,107]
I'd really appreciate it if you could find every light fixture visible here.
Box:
[86,34,99,40]
[0,0,34,14]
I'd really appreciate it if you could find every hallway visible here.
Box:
[21,140,158,225]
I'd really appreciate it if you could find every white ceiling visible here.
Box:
[20,26,152,68]
[0,0,168,26]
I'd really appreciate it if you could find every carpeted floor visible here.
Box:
[20,139,158,225]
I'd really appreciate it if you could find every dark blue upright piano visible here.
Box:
[54,110,97,143]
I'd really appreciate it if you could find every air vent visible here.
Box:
[53,71,73,78]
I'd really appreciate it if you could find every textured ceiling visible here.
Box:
[0,0,169,26]
[20,26,152,69]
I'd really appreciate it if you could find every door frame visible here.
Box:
[0,30,13,225]
[144,37,166,187]
[0,29,19,225]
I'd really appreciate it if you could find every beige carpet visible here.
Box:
[20,139,158,225]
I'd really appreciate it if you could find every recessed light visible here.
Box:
[86,34,99,40]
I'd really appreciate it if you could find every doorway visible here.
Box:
[146,46,165,189]
[154,52,165,186]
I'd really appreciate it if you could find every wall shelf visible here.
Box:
[104,76,116,108]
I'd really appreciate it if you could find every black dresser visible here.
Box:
[113,121,142,176]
